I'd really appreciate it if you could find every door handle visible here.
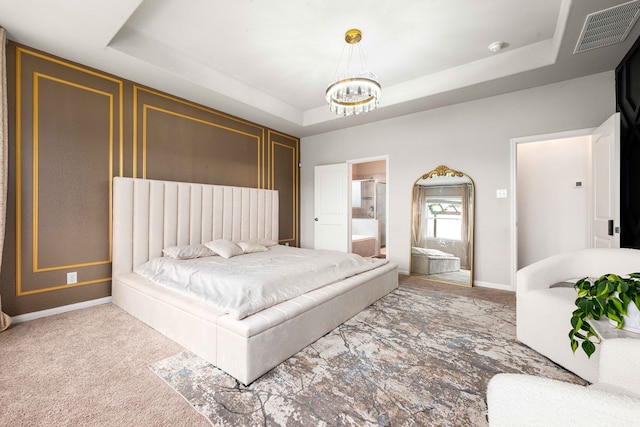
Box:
[608,219,614,236]
[314,217,318,222]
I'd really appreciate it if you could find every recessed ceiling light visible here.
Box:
[488,41,507,53]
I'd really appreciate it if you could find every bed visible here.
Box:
[411,247,460,275]
[112,177,398,385]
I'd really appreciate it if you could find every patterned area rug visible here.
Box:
[150,286,586,426]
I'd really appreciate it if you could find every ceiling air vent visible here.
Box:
[574,0,640,54]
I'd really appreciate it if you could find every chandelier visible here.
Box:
[325,29,381,116]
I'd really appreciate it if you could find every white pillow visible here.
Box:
[205,239,244,259]
[162,244,216,260]
[255,238,279,247]
[237,240,269,254]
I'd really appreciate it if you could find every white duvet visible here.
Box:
[134,245,388,319]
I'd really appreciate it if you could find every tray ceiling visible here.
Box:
[1,0,638,136]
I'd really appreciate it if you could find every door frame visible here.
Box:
[509,127,595,290]
[348,155,390,258]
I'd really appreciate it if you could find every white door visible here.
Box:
[314,163,350,252]
[591,113,620,248]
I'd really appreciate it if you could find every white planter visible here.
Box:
[609,301,640,333]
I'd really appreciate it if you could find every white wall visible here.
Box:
[516,136,591,269]
[300,71,615,289]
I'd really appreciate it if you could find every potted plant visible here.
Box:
[569,272,640,358]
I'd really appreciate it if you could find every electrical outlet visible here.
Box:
[67,272,77,285]
[496,189,508,198]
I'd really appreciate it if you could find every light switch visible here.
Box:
[496,189,507,199]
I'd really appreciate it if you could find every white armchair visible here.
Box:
[516,248,640,382]
[486,338,640,426]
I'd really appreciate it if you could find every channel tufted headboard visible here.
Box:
[112,177,279,277]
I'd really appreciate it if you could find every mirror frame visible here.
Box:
[410,165,475,287]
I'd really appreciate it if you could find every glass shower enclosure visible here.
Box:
[352,179,386,249]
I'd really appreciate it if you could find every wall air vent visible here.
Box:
[574,0,640,54]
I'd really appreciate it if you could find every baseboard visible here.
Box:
[473,280,513,292]
[400,270,513,292]
[11,296,113,324]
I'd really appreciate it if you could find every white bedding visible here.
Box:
[134,245,388,320]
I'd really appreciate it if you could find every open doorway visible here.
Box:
[511,129,594,288]
[516,135,591,269]
[349,157,388,259]
[510,114,620,289]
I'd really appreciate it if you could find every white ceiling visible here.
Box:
[1,0,639,137]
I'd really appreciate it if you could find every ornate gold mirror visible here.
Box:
[410,165,474,287]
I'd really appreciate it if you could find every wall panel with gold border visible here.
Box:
[267,130,299,247]
[132,86,265,187]
[1,45,123,314]
[0,43,300,316]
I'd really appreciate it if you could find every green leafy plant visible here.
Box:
[569,273,640,358]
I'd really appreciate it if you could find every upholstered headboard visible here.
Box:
[112,177,278,277]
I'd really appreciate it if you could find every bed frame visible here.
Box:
[112,177,398,384]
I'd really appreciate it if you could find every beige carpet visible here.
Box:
[0,303,209,427]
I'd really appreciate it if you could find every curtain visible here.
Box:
[0,28,12,331]
[461,183,470,270]
[411,185,427,247]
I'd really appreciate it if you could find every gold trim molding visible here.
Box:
[138,104,262,187]
[132,86,264,187]
[31,72,114,273]
[268,130,300,244]
[15,47,122,296]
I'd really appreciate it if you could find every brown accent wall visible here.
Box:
[267,130,299,245]
[1,43,300,316]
